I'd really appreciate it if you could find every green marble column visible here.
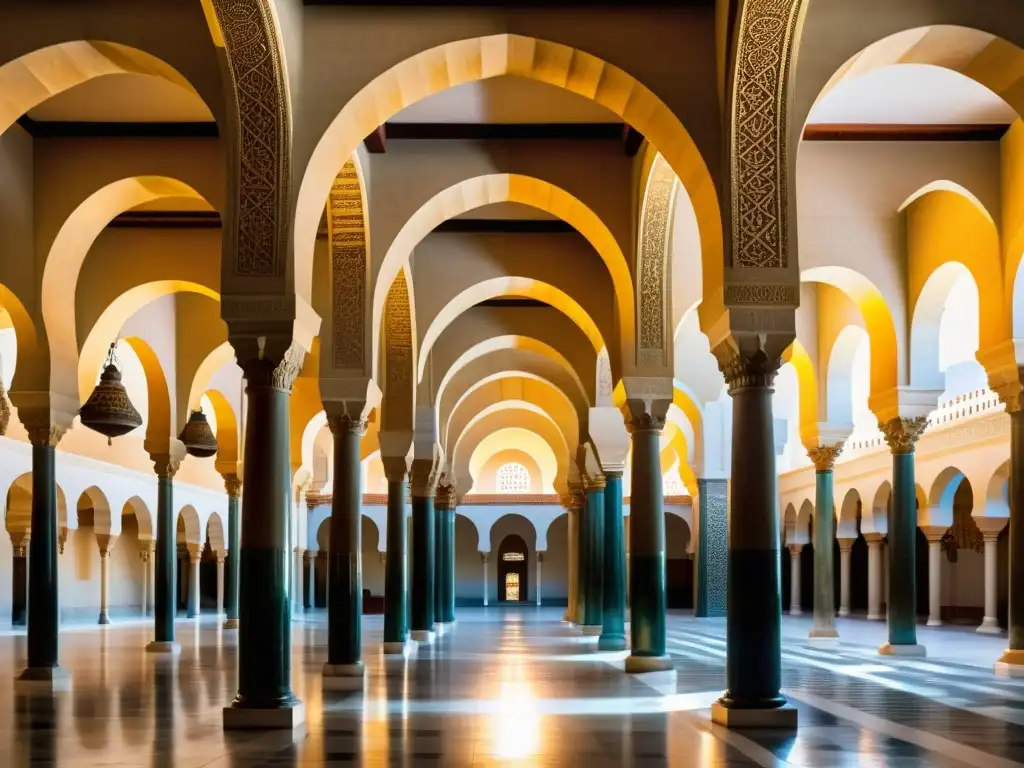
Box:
[324,413,367,684]
[224,362,302,729]
[409,465,436,641]
[19,427,64,683]
[998,408,1024,673]
[714,366,789,724]
[433,499,444,623]
[147,457,178,653]
[382,459,409,654]
[436,485,457,625]
[599,472,627,651]
[224,477,241,629]
[808,445,843,640]
[880,417,927,657]
[582,478,605,634]
[11,534,28,627]
[694,478,727,618]
[626,412,670,672]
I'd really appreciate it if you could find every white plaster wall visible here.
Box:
[941,549,985,610]
[454,513,483,604]
[362,516,385,596]
[543,513,569,603]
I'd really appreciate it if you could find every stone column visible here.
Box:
[788,545,803,615]
[409,459,438,643]
[571,484,587,626]
[382,458,411,654]
[712,360,792,727]
[565,498,580,623]
[879,418,928,657]
[625,409,670,673]
[435,486,456,626]
[11,533,28,627]
[303,551,314,609]
[18,422,68,686]
[837,539,854,617]
[978,529,1003,634]
[223,353,304,730]
[598,472,627,651]
[293,547,304,618]
[921,529,944,628]
[216,557,226,616]
[434,496,445,623]
[186,547,201,618]
[324,412,367,684]
[865,533,884,621]
[581,475,605,635]
[808,444,843,641]
[139,542,153,618]
[224,475,241,629]
[694,478,727,618]
[481,553,489,607]
[96,534,117,625]
[997,406,1024,675]
[536,552,544,606]
[147,456,180,653]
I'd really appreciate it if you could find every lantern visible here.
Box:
[79,343,142,445]
[179,409,218,458]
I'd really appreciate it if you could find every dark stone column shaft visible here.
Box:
[809,451,840,639]
[232,379,297,710]
[1010,409,1024,652]
[721,373,784,710]
[889,452,919,646]
[11,538,27,627]
[572,494,586,624]
[383,475,408,645]
[627,417,668,666]
[154,465,177,643]
[224,479,241,625]
[327,416,365,666]
[583,482,605,629]
[599,473,627,650]
[410,494,436,633]
[433,503,444,621]
[26,437,60,670]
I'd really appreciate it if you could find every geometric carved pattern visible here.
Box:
[210,0,291,277]
[695,478,728,618]
[637,153,676,367]
[328,160,367,369]
[730,0,804,269]
[497,463,531,494]
[382,270,413,428]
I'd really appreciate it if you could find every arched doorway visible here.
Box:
[497,534,529,603]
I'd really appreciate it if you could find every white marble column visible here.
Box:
[838,539,854,617]
[788,544,803,615]
[866,533,884,621]
[294,547,305,617]
[216,557,225,616]
[536,551,543,607]
[482,552,489,607]
[926,534,943,627]
[139,544,153,618]
[97,534,116,625]
[979,532,1002,634]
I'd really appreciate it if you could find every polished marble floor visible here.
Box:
[2,608,1024,766]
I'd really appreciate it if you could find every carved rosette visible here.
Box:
[224,474,242,498]
[807,442,844,473]
[153,455,181,480]
[327,412,369,438]
[880,416,928,455]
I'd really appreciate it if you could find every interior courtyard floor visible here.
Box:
[2,608,1024,767]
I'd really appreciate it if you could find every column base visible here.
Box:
[581,625,603,637]
[411,629,436,644]
[98,613,110,626]
[223,701,306,731]
[145,641,181,655]
[878,643,926,658]
[866,612,884,621]
[994,650,1024,677]
[323,663,366,690]
[977,618,1002,635]
[624,654,673,674]
[927,618,942,627]
[598,634,627,652]
[838,608,850,618]
[382,640,417,657]
[224,618,239,630]
[16,666,72,692]
[807,626,839,643]
[789,608,802,616]
[711,702,797,729]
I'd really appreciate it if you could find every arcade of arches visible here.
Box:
[5,2,1024,765]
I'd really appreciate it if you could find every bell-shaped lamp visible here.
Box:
[79,343,143,445]
[179,409,218,458]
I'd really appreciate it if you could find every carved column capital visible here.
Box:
[11,532,29,558]
[223,474,242,498]
[326,412,369,437]
[25,422,66,448]
[714,346,782,394]
[585,474,606,491]
[239,341,305,393]
[787,544,803,557]
[381,455,408,483]
[879,416,928,455]
[152,454,181,479]
[435,482,457,509]
[58,526,68,555]
[807,442,844,472]
[96,533,117,555]
[480,552,490,564]
[410,457,440,497]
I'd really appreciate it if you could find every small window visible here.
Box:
[496,462,530,494]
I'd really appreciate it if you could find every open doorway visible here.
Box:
[497,534,529,602]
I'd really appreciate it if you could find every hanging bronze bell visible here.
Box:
[179,408,218,458]
[79,343,142,444]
